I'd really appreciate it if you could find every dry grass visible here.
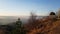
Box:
[25,17,60,34]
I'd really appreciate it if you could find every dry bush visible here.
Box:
[24,12,58,34]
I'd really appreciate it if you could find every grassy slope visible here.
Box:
[27,19,60,34]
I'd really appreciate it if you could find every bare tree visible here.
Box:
[57,9,60,18]
[28,12,37,23]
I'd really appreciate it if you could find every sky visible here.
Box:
[0,0,60,16]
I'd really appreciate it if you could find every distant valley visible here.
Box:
[0,16,45,25]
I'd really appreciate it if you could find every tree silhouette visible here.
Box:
[49,12,57,21]
[28,12,37,28]
[28,12,37,24]
[16,18,22,28]
[50,12,56,15]
[57,9,60,18]
[10,18,27,34]
[10,18,22,34]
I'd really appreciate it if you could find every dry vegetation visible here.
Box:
[24,11,60,34]
[0,10,60,34]
[25,18,60,34]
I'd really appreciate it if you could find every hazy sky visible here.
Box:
[0,0,60,16]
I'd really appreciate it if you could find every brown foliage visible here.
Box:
[24,15,59,34]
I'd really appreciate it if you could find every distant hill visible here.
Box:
[0,16,45,25]
[0,16,28,25]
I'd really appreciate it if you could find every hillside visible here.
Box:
[48,19,60,34]
[26,19,60,34]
